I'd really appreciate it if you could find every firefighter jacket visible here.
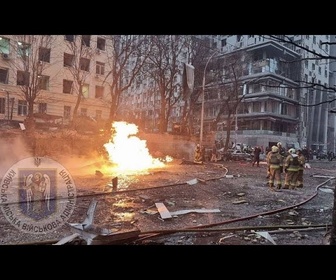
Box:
[297,154,306,171]
[266,151,283,169]
[284,154,300,172]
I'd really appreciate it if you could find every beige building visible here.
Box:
[0,35,112,127]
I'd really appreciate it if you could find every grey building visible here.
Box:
[198,35,334,154]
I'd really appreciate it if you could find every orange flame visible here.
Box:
[103,121,167,174]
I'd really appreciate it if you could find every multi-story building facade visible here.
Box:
[0,35,112,128]
[0,34,335,155]
[196,35,333,153]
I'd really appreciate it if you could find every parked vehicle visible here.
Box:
[217,148,253,162]
[229,150,253,161]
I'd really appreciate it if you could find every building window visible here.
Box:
[0,97,5,114]
[64,53,74,67]
[39,47,51,63]
[17,70,30,86]
[0,68,9,84]
[252,101,261,113]
[18,100,28,116]
[38,103,47,113]
[80,57,90,71]
[63,79,73,94]
[221,39,227,47]
[64,35,75,42]
[80,108,87,116]
[96,62,105,75]
[0,37,10,54]
[17,42,31,58]
[81,35,90,47]
[96,110,102,120]
[95,85,104,98]
[82,83,89,98]
[97,37,106,51]
[64,105,71,119]
[38,75,49,90]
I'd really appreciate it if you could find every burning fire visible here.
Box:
[103,121,172,174]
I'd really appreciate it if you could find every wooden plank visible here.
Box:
[155,202,172,219]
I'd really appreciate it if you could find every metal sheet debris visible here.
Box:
[155,202,172,219]
[170,209,220,216]
[186,178,199,185]
[256,231,277,245]
[54,233,81,245]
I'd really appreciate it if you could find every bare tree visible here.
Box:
[144,35,189,133]
[179,36,213,136]
[210,51,251,151]
[4,35,57,133]
[63,35,95,126]
[102,35,151,126]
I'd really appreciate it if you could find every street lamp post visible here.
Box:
[200,51,218,147]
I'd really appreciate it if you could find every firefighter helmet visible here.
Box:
[271,146,279,152]
[289,148,296,154]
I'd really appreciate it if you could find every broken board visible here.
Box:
[155,202,172,219]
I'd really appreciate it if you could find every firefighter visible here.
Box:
[296,149,305,189]
[283,148,300,189]
[194,144,203,164]
[266,145,283,191]
[277,142,287,159]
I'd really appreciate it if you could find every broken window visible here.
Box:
[64,105,71,119]
[38,75,49,90]
[64,53,74,67]
[96,109,102,120]
[0,37,10,54]
[97,37,106,51]
[17,41,31,58]
[63,79,73,94]
[95,85,104,98]
[80,107,87,116]
[17,70,30,86]
[80,57,90,72]
[39,47,51,63]
[0,97,5,114]
[0,68,9,84]
[65,35,75,42]
[38,103,47,113]
[81,35,91,47]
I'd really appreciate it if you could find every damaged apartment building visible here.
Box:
[0,35,335,154]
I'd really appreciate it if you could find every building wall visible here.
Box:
[0,35,111,125]
[210,35,332,152]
